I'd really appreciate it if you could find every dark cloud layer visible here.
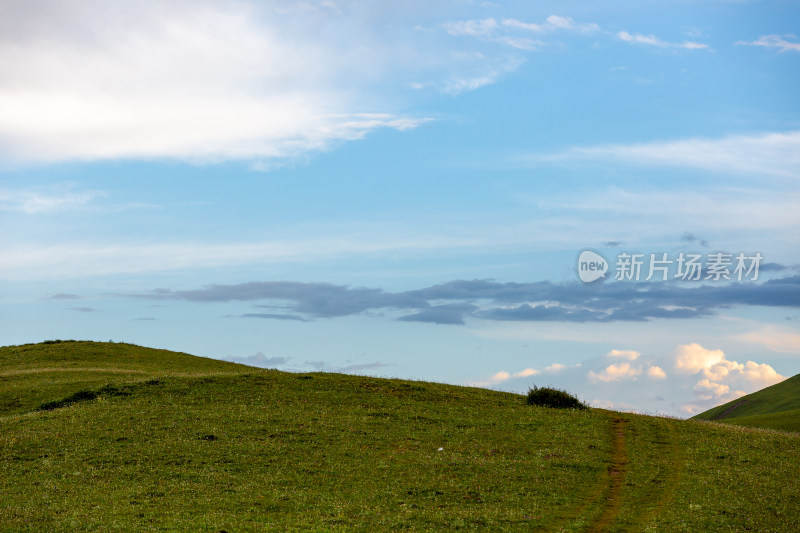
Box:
[135,273,800,325]
[148,282,424,317]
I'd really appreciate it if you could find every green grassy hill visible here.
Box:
[692,373,800,432]
[1,341,799,531]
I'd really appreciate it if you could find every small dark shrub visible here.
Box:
[526,386,587,410]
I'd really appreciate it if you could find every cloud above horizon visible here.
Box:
[128,275,800,326]
[468,343,785,414]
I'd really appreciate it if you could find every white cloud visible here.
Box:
[647,366,667,379]
[673,343,785,407]
[606,349,640,360]
[617,30,708,50]
[544,363,566,373]
[527,131,800,178]
[489,370,511,382]
[675,343,725,373]
[0,0,432,165]
[588,362,642,382]
[740,360,783,385]
[467,366,540,387]
[736,34,800,53]
[701,359,742,381]
[514,368,540,378]
[694,378,730,399]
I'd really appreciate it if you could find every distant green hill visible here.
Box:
[1,341,799,531]
[692,374,800,432]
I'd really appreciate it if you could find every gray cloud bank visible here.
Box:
[133,274,800,326]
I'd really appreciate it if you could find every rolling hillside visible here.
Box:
[1,341,798,531]
[692,373,800,432]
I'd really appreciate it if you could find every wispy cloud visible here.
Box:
[46,293,80,300]
[736,34,800,53]
[617,30,708,50]
[525,130,800,178]
[503,15,600,35]
[441,13,599,51]
[0,186,106,213]
[0,233,487,280]
[737,325,800,354]
[442,15,706,55]
[441,56,526,94]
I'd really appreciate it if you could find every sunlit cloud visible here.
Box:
[588,362,642,382]
[675,343,725,373]
[606,349,640,360]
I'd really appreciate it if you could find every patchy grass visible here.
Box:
[1,341,798,531]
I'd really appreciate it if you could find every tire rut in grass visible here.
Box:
[633,417,684,529]
[588,416,628,532]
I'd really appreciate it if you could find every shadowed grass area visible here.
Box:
[1,341,798,531]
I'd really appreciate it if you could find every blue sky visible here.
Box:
[1,0,798,416]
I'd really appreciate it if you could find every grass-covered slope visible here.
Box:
[1,341,799,531]
[0,340,245,416]
[715,407,800,433]
[692,373,800,431]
